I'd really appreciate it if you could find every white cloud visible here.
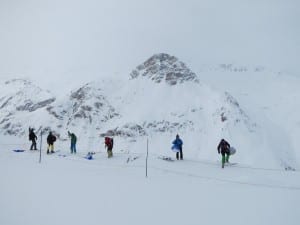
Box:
[0,0,299,87]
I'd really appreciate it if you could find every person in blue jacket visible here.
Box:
[172,134,183,160]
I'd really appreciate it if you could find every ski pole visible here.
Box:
[146,138,149,178]
[39,129,42,163]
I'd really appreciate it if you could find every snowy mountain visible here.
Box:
[107,53,253,132]
[1,54,203,139]
[0,54,298,170]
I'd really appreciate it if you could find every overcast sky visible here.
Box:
[0,0,299,90]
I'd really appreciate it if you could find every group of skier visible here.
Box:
[28,128,113,158]
[29,128,233,168]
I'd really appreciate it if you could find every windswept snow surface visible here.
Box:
[0,138,300,225]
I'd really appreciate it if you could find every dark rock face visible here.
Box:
[130,53,199,85]
[68,84,119,123]
[100,123,147,138]
[0,79,56,113]
[16,98,56,112]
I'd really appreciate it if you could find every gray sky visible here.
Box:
[0,0,299,89]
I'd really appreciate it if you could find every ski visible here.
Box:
[225,162,238,166]
[12,149,26,153]
[126,156,139,163]
[158,156,174,162]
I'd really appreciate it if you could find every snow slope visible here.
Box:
[0,144,299,225]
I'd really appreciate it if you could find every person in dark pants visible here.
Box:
[217,139,231,168]
[47,132,57,154]
[172,134,183,160]
[68,131,77,154]
[29,128,37,150]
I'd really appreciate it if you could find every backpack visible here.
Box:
[29,128,34,141]
[105,137,113,148]
[72,134,77,143]
[29,132,35,141]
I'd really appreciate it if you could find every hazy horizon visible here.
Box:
[1,0,299,91]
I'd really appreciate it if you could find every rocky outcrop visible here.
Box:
[130,53,199,85]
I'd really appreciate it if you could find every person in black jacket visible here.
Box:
[29,128,37,150]
[47,132,57,154]
[217,139,230,168]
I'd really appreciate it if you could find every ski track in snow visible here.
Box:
[5,147,299,191]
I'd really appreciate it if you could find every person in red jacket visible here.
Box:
[105,137,114,158]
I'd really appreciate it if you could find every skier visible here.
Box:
[104,137,114,158]
[68,131,77,154]
[29,128,37,150]
[172,134,183,160]
[47,131,57,154]
[217,139,231,168]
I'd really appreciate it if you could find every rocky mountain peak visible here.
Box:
[130,53,199,85]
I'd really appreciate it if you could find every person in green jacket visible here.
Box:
[68,131,77,154]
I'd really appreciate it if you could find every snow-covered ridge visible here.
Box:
[0,79,56,135]
[195,63,269,74]
[0,79,55,113]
